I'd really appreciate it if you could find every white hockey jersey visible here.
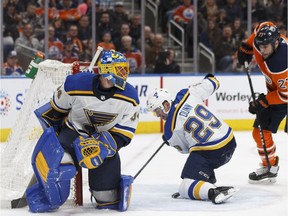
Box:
[50,73,140,142]
[164,77,234,154]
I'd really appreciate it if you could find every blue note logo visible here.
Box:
[0,90,11,116]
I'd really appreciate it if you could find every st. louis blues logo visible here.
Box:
[0,89,11,116]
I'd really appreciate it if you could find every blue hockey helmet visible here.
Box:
[97,50,130,90]
[254,25,280,47]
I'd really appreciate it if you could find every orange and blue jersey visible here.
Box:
[247,21,288,105]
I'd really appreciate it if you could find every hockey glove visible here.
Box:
[73,131,117,169]
[248,93,269,115]
[204,73,215,78]
[204,73,220,91]
[237,42,253,65]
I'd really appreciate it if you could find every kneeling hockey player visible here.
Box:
[146,74,238,204]
[25,50,140,212]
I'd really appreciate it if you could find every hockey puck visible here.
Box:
[171,192,180,199]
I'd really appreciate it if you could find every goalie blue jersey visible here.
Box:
[164,77,234,154]
[51,72,140,142]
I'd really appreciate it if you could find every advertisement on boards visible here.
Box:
[0,78,32,129]
[1,74,274,141]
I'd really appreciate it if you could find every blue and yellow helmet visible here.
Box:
[97,50,130,90]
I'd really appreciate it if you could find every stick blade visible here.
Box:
[11,197,27,208]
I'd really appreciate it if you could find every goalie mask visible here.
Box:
[98,50,130,90]
[146,88,173,115]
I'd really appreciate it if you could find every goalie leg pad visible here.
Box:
[27,128,76,212]
[118,175,134,211]
[26,183,59,213]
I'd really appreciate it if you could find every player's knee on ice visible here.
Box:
[91,175,133,211]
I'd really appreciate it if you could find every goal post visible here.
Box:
[0,60,91,208]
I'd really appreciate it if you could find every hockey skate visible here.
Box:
[208,186,238,204]
[248,156,279,184]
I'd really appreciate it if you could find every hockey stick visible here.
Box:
[244,61,271,169]
[133,141,166,180]
[88,46,103,73]
[11,174,37,208]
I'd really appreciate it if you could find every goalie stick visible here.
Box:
[244,61,271,169]
[88,46,103,73]
[11,175,37,208]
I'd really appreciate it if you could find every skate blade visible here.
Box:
[213,188,239,204]
[248,177,277,184]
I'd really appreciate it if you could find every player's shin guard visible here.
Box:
[179,178,213,200]
[91,175,133,211]
[252,128,277,166]
[90,189,119,210]
[250,128,279,183]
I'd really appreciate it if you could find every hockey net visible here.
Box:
[0,60,94,208]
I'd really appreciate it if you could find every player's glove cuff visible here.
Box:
[248,94,269,115]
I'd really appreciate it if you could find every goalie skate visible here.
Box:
[248,157,279,184]
[208,187,239,204]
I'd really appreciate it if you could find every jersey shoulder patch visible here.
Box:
[64,73,95,94]
[174,88,189,104]
[113,82,139,106]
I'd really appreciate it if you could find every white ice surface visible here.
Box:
[0,131,287,216]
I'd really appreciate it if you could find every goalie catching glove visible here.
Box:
[249,93,269,115]
[237,42,253,65]
[73,131,117,169]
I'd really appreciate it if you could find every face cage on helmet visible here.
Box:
[98,62,130,90]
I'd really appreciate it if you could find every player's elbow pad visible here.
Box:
[204,74,220,92]
[73,131,117,169]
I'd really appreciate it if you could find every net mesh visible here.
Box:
[0,60,88,208]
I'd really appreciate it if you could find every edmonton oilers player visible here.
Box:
[237,22,287,183]
[25,50,140,212]
[146,74,238,204]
